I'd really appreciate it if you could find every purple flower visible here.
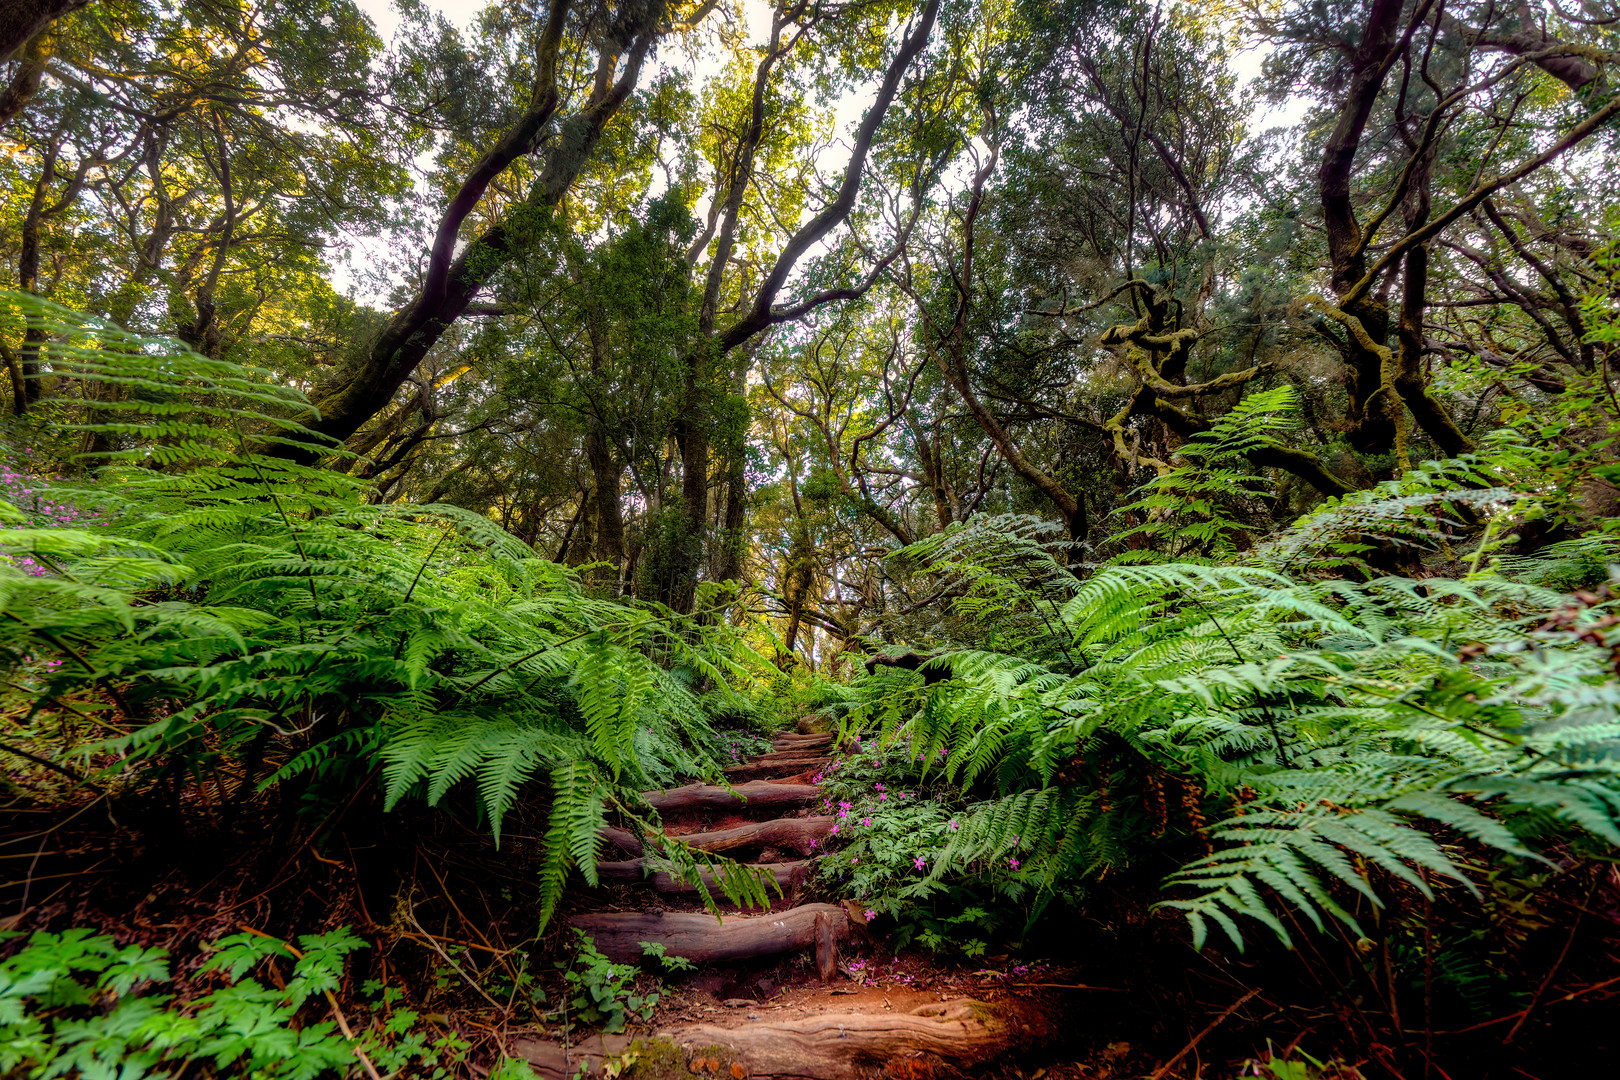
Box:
[913,856,926,870]
[862,816,872,826]
[878,793,886,802]
[839,807,849,818]
[1009,858,1020,870]
[874,782,884,791]
[830,823,840,835]
[850,856,859,865]
[948,819,959,831]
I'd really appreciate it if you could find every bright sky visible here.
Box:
[353,0,476,37]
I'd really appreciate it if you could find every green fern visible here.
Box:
[0,291,770,931]
[842,489,1620,950]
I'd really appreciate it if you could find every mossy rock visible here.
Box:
[618,1038,746,1080]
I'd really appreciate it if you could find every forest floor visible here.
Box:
[509,729,1620,1080]
[514,728,1089,1079]
[7,723,1613,1079]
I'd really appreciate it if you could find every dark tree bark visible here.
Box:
[1316,0,1409,460]
[0,23,51,123]
[0,0,87,64]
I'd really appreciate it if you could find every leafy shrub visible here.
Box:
[1,926,372,1079]
[551,930,657,1035]
[811,739,1018,956]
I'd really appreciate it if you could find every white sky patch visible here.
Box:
[1230,40,1311,130]
[354,0,481,38]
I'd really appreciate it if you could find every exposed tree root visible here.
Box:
[670,816,832,856]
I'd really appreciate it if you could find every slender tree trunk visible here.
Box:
[654,0,942,612]
[1393,145,1473,457]
[15,136,56,409]
[670,384,710,611]
[921,429,953,532]
[585,425,626,587]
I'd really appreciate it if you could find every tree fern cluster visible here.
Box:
[0,293,770,925]
[838,390,1620,951]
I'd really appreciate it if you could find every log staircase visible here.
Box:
[515,730,1056,1079]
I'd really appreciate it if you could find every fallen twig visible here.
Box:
[1148,987,1262,1080]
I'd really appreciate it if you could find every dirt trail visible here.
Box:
[515,733,1063,1079]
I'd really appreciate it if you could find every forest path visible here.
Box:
[515,731,1059,1079]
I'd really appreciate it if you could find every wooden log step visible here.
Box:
[594,858,809,900]
[512,998,1056,1080]
[748,747,834,763]
[769,741,832,754]
[568,902,848,966]
[772,732,833,748]
[671,815,832,856]
[598,816,831,859]
[720,757,827,782]
[641,779,820,812]
[665,998,1052,1079]
[597,824,644,857]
